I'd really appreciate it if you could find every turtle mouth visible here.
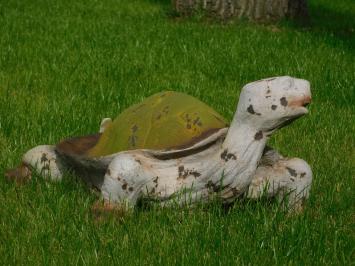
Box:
[290,95,311,107]
[264,94,311,133]
[288,94,311,116]
[302,95,311,108]
[265,112,307,133]
[278,115,302,129]
[302,102,310,108]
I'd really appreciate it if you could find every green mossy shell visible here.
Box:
[88,91,228,157]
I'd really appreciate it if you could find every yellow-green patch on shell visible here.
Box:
[88,91,228,157]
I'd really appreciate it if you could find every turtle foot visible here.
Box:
[91,200,130,223]
[4,163,32,185]
[284,198,306,216]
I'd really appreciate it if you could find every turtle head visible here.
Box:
[236,76,311,133]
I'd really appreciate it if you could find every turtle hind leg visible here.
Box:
[21,145,65,181]
[247,157,313,213]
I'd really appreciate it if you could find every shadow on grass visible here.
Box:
[288,4,355,52]
[146,0,170,6]
[148,0,354,52]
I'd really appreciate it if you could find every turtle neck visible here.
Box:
[212,116,268,193]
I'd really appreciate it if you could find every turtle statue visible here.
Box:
[5,76,312,214]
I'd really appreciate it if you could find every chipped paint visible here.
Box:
[205,181,220,192]
[247,105,261,115]
[254,131,263,140]
[286,167,297,177]
[41,153,48,163]
[178,165,201,179]
[128,125,139,147]
[280,97,288,106]
[220,149,237,162]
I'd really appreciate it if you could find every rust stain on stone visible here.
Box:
[193,117,202,127]
[132,104,146,113]
[129,125,139,147]
[280,97,288,106]
[247,105,261,116]
[205,181,219,192]
[191,171,201,177]
[178,165,201,179]
[131,124,138,132]
[221,149,237,162]
[41,164,50,171]
[41,153,48,163]
[153,176,159,185]
[128,135,138,147]
[286,167,297,177]
[178,166,184,177]
[163,106,169,115]
[254,131,263,140]
[231,187,240,196]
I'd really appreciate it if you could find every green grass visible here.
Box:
[0,0,354,264]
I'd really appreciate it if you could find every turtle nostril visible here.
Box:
[303,95,311,107]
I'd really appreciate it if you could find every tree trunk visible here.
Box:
[172,0,309,22]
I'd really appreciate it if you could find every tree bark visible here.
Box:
[172,0,309,22]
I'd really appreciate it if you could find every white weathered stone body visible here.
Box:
[20,76,313,211]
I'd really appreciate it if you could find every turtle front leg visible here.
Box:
[93,153,153,218]
[247,157,312,213]
[5,145,65,183]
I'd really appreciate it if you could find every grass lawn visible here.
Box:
[0,0,354,264]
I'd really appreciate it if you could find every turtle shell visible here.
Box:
[56,91,229,159]
[88,91,228,157]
